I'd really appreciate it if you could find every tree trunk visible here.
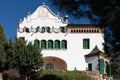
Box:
[0,73,2,80]
[25,76,28,80]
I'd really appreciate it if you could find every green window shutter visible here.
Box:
[48,40,53,49]
[88,63,92,71]
[83,39,89,49]
[62,40,67,49]
[99,58,104,74]
[34,40,39,48]
[106,63,112,76]
[41,40,46,49]
[55,40,60,49]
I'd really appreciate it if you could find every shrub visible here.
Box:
[39,70,94,80]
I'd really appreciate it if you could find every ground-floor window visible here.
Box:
[88,63,92,71]
[45,63,54,70]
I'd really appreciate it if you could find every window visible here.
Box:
[41,27,45,33]
[34,39,40,48]
[46,63,54,70]
[48,40,53,49]
[60,27,66,33]
[106,63,111,76]
[46,27,50,33]
[61,40,67,49]
[25,27,29,33]
[88,63,92,71]
[41,40,46,49]
[83,39,90,49]
[36,26,40,32]
[55,40,60,49]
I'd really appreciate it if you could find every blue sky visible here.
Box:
[0,0,90,39]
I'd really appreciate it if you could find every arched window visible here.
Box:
[36,26,40,32]
[25,27,29,33]
[46,63,54,70]
[41,27,45,33]
[61,40,67,49]
[41,40,46,49]
[54,40,60,49]
[34,39,40,48]
[46,27,50,33]
[48,40,53,49]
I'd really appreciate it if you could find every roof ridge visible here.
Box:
[90,45,101,53]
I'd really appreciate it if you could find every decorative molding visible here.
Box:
[21,4,66,24]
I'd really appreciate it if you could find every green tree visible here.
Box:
[5,39,44,80]
[0,24,8,72]
[51,0,120,79]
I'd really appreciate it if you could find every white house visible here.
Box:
[17,3,111,75]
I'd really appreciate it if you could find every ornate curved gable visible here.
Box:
[19,3,68,28]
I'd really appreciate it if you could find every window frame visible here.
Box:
[48,40,53,49]
[83,38,90,49]
[41,40,46,49]
[61,40,67,49]
[45,63,54,70]
[54,40,60,49]
[41,27,45,33]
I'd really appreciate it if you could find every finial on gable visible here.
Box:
[57,12,60,16]
[19,19,22,22]
[18,19,22,24]
[27,12,30,15]
[64,14,68,23]
[42,2,45,5]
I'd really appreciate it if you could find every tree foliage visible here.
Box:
[0,24,8,72]
[39,70,94,80]
[51,0,120,79]
[5,39,44,80]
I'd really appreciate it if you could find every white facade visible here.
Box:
[17,4,104,71]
